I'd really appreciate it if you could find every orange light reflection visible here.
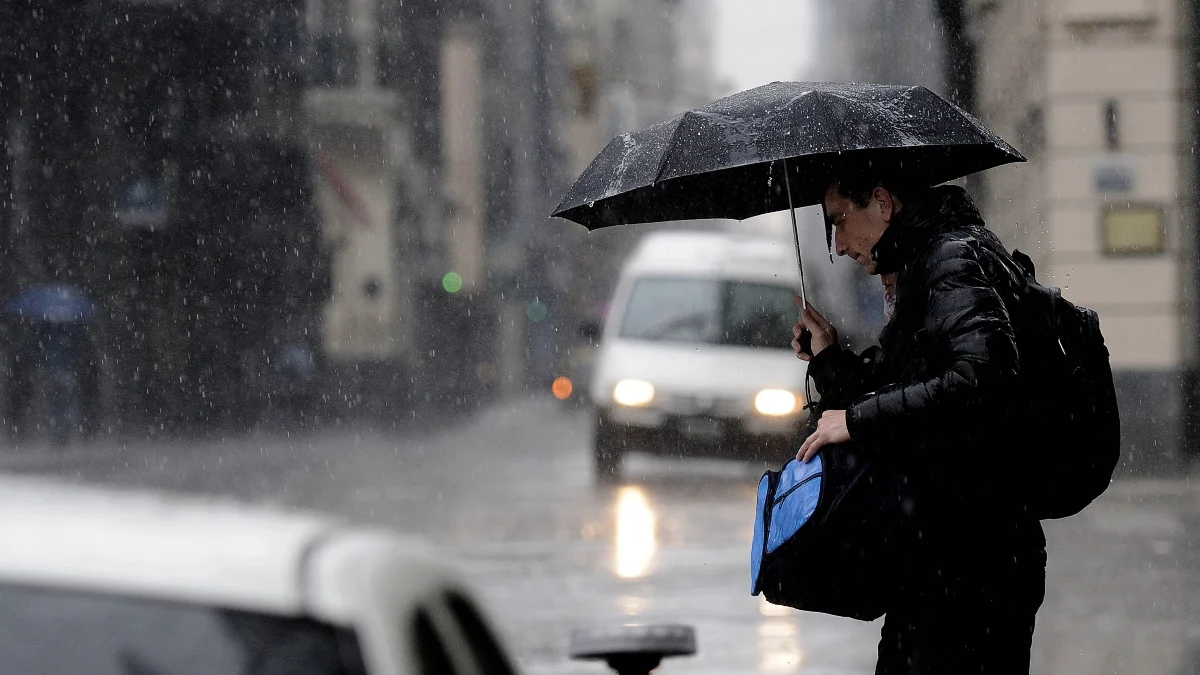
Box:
[552,376,573,400]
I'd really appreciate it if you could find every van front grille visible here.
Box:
[655,392,742,417]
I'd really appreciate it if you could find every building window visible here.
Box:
[1101,204,1164,256]
[571,62,598,116]
[446,593,519,675]
[1103,99,1120,151]
[320,0,350,33]
[1016,105,1044,157]
[413,610,457,675]
[310,0,357,86]
[312,34,358,86]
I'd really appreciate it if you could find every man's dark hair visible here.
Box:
[827,158,930,208]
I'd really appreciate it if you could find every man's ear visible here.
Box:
[872,186,895,222]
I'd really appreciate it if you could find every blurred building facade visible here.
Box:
[967,0,1198,465]
[2,0,670,437]
[811,0,947,88]
[302,0,582,417]
[273,0,726,417]
[303,0,462,420]
[0,1,860,436]
[300,0,726,413]
[0,1,329,439]
[555,0,721,351]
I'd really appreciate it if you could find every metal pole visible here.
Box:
[782,157,807,309]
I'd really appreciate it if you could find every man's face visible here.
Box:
[823,184,899,275]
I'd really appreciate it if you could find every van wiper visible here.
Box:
[642,313,712,340]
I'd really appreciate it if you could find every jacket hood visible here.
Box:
[870,185,985,276]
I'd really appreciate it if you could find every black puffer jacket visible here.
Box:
[808,186,1034,529]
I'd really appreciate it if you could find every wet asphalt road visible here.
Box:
[2,397,1200,675]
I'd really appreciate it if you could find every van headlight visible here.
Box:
[754,389,798,416]
[613,380,655,407]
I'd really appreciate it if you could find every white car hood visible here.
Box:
[591,338,808,403]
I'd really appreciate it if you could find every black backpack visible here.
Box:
[996,248,1121,519]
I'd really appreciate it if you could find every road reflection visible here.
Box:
[757,596,803,672]
[613,485,657,579]
[616,595,649,616]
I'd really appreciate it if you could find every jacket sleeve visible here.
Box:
[808,344,883,408]
[844,240,1019,450]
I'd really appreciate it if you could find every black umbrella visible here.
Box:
[552,82,1024,306]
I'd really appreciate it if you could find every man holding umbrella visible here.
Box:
[793,163,1045,674]
[554,82,1047,674]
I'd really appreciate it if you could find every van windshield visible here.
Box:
[619,278,796,349]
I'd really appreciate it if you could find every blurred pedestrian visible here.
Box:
[40,323,84,447]
[790,164,1045,675]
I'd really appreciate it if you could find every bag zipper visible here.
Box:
[772,471,823,507]
[755,470,780,594]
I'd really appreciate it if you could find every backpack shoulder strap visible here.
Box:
[1012,249,1036,278]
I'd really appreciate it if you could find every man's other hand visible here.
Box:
[797,410,850,463]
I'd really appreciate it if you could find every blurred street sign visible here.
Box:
[1093,154,1136,193]
[116,177,167,230]
[1102,204,1164,256]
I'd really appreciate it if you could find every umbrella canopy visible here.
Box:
[4,284,96,323]
[552,82,1024,230]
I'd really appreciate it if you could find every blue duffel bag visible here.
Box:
[750,443,909,621]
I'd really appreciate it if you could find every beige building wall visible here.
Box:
[972,0,1192,371]
[969,0,1048,268]
[441,22,486,293]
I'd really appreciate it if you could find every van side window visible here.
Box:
[445,594,518,675]
[413,610,456,675]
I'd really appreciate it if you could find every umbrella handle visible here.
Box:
[797,326,813,357]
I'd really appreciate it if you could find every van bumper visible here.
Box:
[598,407,805,460]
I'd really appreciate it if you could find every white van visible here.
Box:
[589,230,810,479]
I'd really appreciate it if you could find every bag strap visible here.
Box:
[1012,249,1036,278]
[1009,248,1071,356]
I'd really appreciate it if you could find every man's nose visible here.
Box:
[834,234,848,257]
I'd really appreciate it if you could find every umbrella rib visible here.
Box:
[810,92,843,160]
[651,112,694,186]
